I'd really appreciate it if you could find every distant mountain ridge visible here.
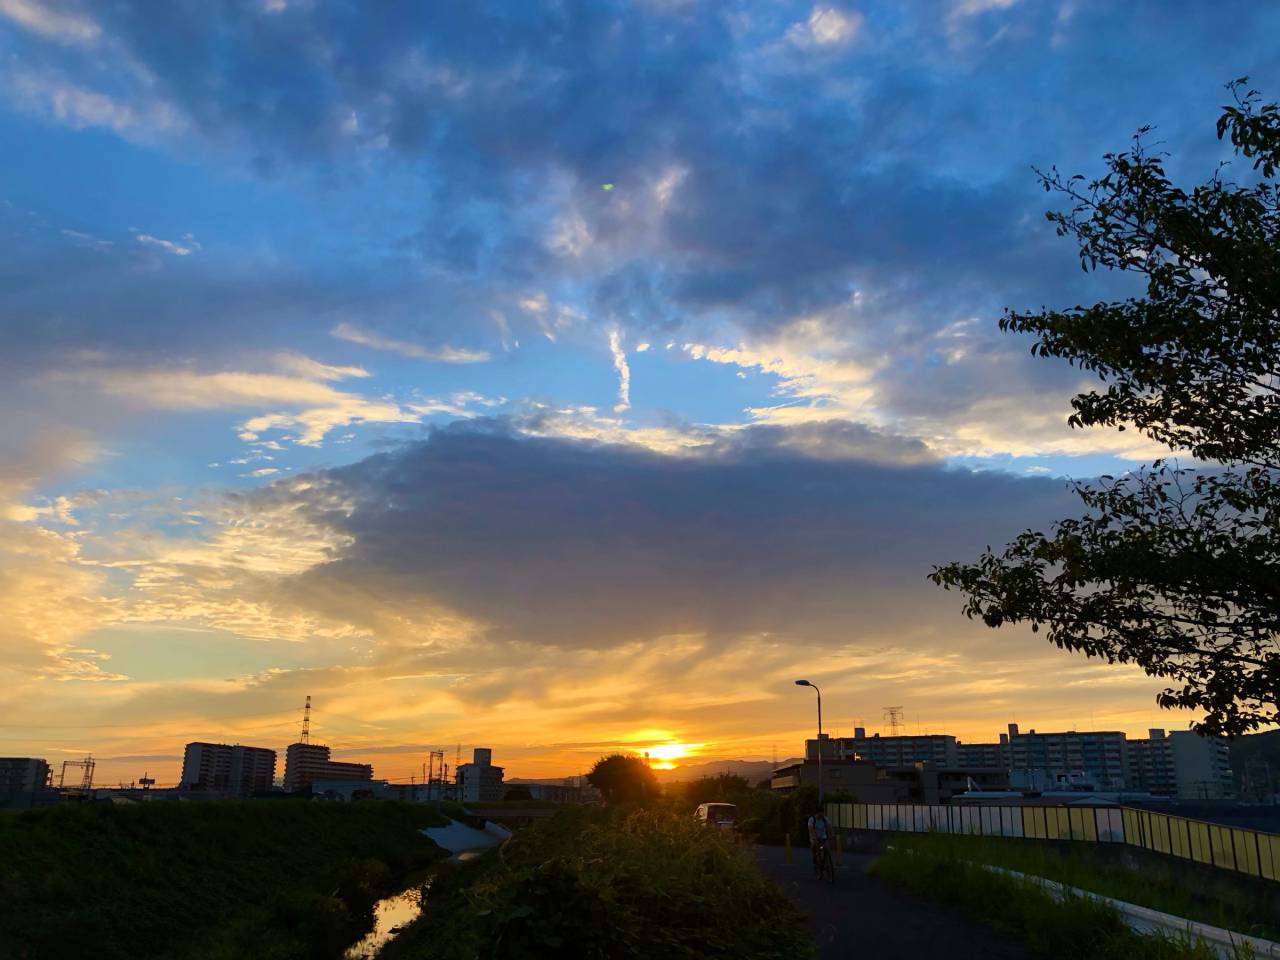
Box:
[508,757,801,787]
[655,757,802,784]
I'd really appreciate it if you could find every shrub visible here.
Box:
[385,806,814,960]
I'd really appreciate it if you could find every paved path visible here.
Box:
[755,845,1042,960]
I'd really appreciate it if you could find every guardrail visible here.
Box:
[830,801,1280,882]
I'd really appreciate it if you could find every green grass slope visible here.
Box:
[0,800,448,960]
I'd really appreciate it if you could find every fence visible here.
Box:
[829,801,1280,882]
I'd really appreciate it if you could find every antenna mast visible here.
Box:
[301,695,312,744]
[882,705,904,736]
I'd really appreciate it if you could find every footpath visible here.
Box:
[754,846,1041,960]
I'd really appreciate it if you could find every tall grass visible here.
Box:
[0,800,449,960]
[384,806,815,960]
[879,832,1278,941]
[871,839,1254,960]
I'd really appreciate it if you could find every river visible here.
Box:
[343,886,425,959]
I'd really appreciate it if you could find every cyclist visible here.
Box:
[807,804,830,868]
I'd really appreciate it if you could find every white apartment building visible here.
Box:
[456,747,505,803]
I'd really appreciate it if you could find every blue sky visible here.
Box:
[1,0,1276,783]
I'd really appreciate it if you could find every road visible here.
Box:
[755,845,1042,960]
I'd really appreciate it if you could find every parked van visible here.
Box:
[693,802,738,830]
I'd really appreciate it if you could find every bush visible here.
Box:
[384,806,814,960]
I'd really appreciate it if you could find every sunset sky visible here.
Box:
[2,1,1277,786]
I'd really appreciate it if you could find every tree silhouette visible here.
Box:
[586,754,659,804]
[682,774,750,807]
[932,80,1280,736]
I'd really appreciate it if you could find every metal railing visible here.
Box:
[831,801,1280,882]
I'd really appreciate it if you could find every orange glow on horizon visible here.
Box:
[643,742,703,770]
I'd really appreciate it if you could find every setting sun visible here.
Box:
[645,743,702,770]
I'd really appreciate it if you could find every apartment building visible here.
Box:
[0,757,50,794]
[1005,724,1129,789]
[456,747,505,803]
[1128,728,1234,799]
[181,742,277,796]
[283,742,373,793]
[807,730,960,767]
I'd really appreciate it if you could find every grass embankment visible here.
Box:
[878,832,1278,941]
[0,800,449,960]
[383,806,815,960]
[871,835,1265,960]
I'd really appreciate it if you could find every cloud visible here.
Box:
[133,231,200,256]
[90,356,421,446]
[0,432,123,690]
[0,0,99,44]
[608,328,631,412]
[680,314,1166,462]
[3,1,1275,467]
[6,68,180,136]
[788,6,863,48]
[224,420,1072,652]
[0,416,1186,784]
[330,322,490,364]
[0,0,1260,780]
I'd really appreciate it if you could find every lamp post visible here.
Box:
[794,679,823,803]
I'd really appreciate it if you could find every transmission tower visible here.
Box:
[455,744,461,782]
[59,755,95,794]
[882,706,904,736]
[426,750,445,800]
[300,695,312,743]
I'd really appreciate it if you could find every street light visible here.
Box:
[794,679,823,803]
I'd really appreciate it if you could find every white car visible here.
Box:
[693,802,738,830]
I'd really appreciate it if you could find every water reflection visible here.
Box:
[344,886,423,959]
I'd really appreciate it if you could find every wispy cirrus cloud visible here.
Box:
[608,328,631,412]
[89,354,420,446]
[330,322,490,364]
[133,230,200,256]
[0,0,99,44]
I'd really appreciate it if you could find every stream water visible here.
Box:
[341,822,499,959]
[343,886,424,959]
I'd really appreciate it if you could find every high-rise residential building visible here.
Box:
[181,742,277,796]
[1004,723,1129,789]
[1126,728,1177,795]
[799,721,1231,797]
[456,747,505,803]
[283,742,373,793]
[1128,728,1233,799]
[807,730,960,767]
[0,758,50,794]
[956,740,1007,767]
[1170,730,1234,799]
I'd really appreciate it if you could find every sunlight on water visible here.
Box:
[343,887,423,959]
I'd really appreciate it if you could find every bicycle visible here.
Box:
[811,838,835,883]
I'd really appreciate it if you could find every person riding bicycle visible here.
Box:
[806,804,830,866]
